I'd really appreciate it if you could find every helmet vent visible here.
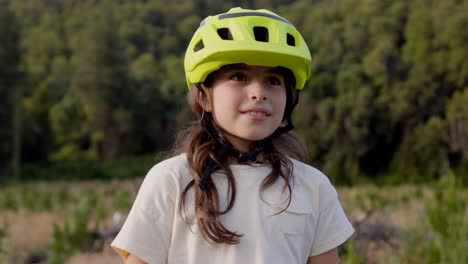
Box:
[253,27,269,42]
[287,34,295,46]
[194,40,204,52]
[217,28,233,40]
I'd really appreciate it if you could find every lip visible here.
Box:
[241,107,271,121]
[241,107,271,115]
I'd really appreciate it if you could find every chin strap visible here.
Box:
[195,83,299,190]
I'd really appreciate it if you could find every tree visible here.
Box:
[0,0,22,181]
[445,89,468,165]
[71,1,133,160]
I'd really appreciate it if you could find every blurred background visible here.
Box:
[0,0,467,263]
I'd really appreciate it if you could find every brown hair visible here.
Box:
[172,66,308,244]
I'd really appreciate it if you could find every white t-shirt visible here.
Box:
[111,153,354,264]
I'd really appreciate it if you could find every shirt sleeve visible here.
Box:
[309,176,354,256]
[111,164,176,264]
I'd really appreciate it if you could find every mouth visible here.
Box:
[241,108,271,121]
[241,107,271,116]
[244,111,268,116]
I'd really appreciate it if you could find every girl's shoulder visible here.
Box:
[143,153,192,188]
[149,153,189,172]
[286,157,341,214]
[288,157,332,187]
[263,157,338,215]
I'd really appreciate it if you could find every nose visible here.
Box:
[248,80,267,101]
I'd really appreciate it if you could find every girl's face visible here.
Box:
[203,64,287,152]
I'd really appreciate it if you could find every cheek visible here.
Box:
[271,90,288,124]
[205,89,224,113]
[210,89,236,119]
[275,90,288,113]
[213,87,239,105]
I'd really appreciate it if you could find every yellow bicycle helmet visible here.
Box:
[184,7,311,90]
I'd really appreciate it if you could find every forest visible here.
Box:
[1,0,468,263]
[1,0,468,185]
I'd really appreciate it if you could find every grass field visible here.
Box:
[0,177,466,264]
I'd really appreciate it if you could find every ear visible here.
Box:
[198,84,212,112]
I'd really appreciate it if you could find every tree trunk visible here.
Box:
[12,86,21,182]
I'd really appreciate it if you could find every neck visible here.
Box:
[226,152,266,164]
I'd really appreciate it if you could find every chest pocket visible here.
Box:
[263,181,315,235]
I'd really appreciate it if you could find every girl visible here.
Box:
[112,7,354,264]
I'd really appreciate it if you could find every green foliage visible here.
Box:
[49,90,87,159]
[0,190,18,212]
[70,1,133,160]
[287,0,468,183]
[354,186,392,213]
[424,174,468,263]
[50,198,103,260]
[0,180,144,261]
[56,186,73,210]
[113,190,133,212]
[0,0,21,180]
[445,89,468,177]
[21,185,38,211]
[46,185,125,261]
[390,116,448,182]
[0,0,467,184]
[0,217,8,257]
[22,159,108,181]
[340,236,364,264]
[20,154,160,181]
[1,178,467,262]
[400,172,468,263]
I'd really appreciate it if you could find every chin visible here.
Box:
[242,134,270,141]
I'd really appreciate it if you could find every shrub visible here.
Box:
[21,154,162,181]
[0,190,18,212]
[113,190,133,212]
[0,217,8,257]
[340,236,364,264]
[49,193,104,260]
[400,171,468,263]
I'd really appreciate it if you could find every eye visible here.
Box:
[268,76,283,86]
[231,72,246,81]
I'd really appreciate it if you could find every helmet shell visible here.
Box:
[184,7,311,90]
